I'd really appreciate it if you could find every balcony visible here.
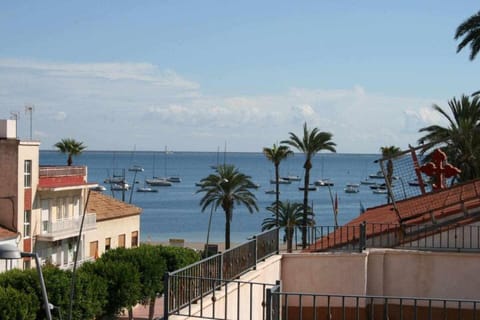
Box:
[39,165,86,177]
[36,213,96,241]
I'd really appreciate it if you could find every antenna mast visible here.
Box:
[10,111,20,136]
[25,105,34,140]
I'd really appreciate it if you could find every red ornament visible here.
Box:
[419,149,461,190]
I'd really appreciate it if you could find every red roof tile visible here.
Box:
[86,191,141,221]
[306,179,480,252]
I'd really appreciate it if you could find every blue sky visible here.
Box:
[0,1,478,153]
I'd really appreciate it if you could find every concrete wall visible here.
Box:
[91,214,141,257]
[0,139,19,231]
[281,249,480,305]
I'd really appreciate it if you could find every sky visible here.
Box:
[0,1,478,153]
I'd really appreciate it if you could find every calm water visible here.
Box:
[40,150,390,243]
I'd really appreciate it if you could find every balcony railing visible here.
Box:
[164,228,279,319]
[296,223,480,252]
[39,166,86,177]
[38,214,96,240]
[266,288,480,320]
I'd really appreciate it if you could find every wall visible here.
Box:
[281,249,480,305]
[92,214,141,257]
[0,139,19,231]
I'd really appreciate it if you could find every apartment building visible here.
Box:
[0,119,141,271]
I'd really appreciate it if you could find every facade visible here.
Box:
[0,119,141,271]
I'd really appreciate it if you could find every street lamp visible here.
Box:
[0,244,52,320]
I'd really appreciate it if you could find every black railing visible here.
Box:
[296,223,480,252]
[265,291,480,320]
[164,228,280,319]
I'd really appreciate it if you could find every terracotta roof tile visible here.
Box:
[306,179,480,252]
[0,225,18,241]
[87,191,142,221]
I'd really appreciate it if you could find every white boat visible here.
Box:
[111,183,130,191]
[128,165,144,172]
[344,184,360,193]
[166,176,182,183]
[360,178,377,185]
[145,178,172,187]
[104,176,125,184]
[270,178,291,184]
[369,171,385,179]
[314,179,334,187]
[247,182,260,189]
[137,186,158,193]
[282,175,301,182]
[373,188,388,194]
[265,189,279,195]
[299,185,317,191]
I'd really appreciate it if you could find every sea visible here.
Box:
[40,150,390,244]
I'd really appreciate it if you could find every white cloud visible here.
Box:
[0,58,438,153]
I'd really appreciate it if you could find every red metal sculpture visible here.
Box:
[419,149,461,191]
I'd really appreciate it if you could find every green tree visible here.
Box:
[418,95,480,183]
[263,143,293,224]
[262,201,314,253]
[197,164,259,250]
[54,138,86,166]
[455,10,480,61]
[380,145,401,203]
[282,122,336,249]
[0,286,37,320]
[88,257,141,320]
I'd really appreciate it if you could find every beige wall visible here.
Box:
[90,214,140,257]
[282,249,480,305]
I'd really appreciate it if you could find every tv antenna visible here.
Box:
[25,105,34,140]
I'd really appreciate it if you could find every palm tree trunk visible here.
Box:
[275,163,280,225]
[286,227,293,253]
[302,161,312,249]
[225,210,231,250]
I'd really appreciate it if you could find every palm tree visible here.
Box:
[262,144,293,224]
[455,11,480,61]
[54,138,86,166]
[196,164,258,250]
[380,145,401,203]
[282,122,336,249]
[262,201,314,253]
[418,95,480,182]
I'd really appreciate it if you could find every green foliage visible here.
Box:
[71,264,108,320]
[282,122,336,248]
[89,258,141,319]
[418,95,480,183]
[0,286,37,320]
[455,10,480,61]
[157,245,201,272]
[54,138,86,166]
[196,164,259,249]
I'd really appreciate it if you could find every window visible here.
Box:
[118,234,125,248]
[89,241,98,259]
[23,210,31,238]
[41,200,50,233]
[131,231,138,247]
[24,160,32,188]
[105,238,111,251]
[73,196,80,217]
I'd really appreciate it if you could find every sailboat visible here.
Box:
[210,146,220,169]
[145,152,172,187]
[128,145,144,172]
[163,146,182,183]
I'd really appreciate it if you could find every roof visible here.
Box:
[87,191,142,221]
[0,225,18,241]
[306,179,480,252]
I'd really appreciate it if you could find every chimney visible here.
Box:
[0,119,17,139]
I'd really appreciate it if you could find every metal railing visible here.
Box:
[164,228,279,319]
[39,165,86,177]
[265,290,480,320]
[36,214,96,240]
[297,223,480,252]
